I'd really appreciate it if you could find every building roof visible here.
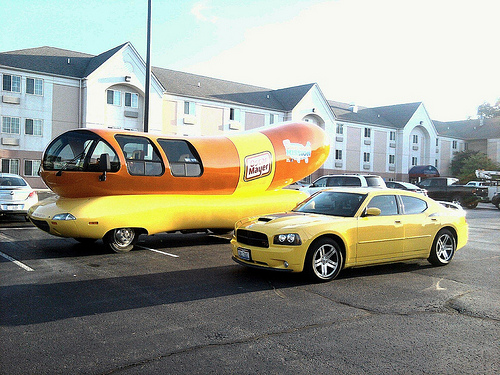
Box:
[153,67,313,110]
[0,44,128,78]
[331,101,422,128]
[434,117,500,140]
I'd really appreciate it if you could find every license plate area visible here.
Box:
[237,247,252,261]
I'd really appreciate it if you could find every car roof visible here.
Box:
[319,187,425,197]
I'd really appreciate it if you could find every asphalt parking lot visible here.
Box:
[1,204,499,374]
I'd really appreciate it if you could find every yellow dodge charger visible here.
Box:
[231,188,468,282]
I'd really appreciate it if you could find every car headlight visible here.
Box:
[52,213,76,221]
[273,233,302,245]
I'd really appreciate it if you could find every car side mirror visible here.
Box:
[99,153,111,181]
[363,207,381,217]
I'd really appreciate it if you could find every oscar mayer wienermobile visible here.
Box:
[28,122,330,252]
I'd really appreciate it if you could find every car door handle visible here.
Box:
[394,220,402,224]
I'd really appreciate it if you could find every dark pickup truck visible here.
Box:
[417,177,489,208]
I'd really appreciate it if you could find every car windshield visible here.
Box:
[0,176,28,187]
[293,191,367,217]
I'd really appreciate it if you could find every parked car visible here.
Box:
[231,188,468,282]
[386,181,427,195]
[300,174,386,195]
[0,173,38,217]
[492,192,500,209]
[417,177,488,209]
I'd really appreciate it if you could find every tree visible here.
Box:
[450,150,500,183]
[477,99,500,118]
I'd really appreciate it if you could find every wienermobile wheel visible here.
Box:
[103,228,138,253]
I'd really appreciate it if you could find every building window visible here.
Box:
[24,160,41,177]
[389,154,395,164]
[184,101,195,115]
[270,114,276,124]
[364,128,371,138]
[1,159,20,174]
[26,78,43,95]
[436,138,439,146]
[412,134,418,144]
[435,159,438,168]
[25,119,43,136]
[2,116,21,134]
[230,108,240,121]
[363,152,370,163]
[106,89,121,105]
[390,131,396,141]
[412,157,418,166]
[336,124,344,135]
[2,74,21,93]
[125,92,138,108]
[452,140,457,149]
[335,150,342,160]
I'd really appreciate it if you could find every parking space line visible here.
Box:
[136,245,179,258]
[0,251,34,272]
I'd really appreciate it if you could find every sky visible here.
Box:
[1,0,499,121]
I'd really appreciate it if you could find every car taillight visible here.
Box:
[28,191,37,198]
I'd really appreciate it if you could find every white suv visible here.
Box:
[300,174,386,195]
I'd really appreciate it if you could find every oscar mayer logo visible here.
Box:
[283,139,312,163]
[244,151,272,181]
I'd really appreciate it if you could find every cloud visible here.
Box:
[187,0,500,120]
[191,1,218,24]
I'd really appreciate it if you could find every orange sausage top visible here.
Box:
[40,122,330,198]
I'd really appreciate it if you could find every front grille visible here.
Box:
[236,229,269,248]
[30,218,51,233]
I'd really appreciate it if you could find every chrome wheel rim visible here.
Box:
[313,244,340,279]
[436,233,454,262]
[113,228,135,248]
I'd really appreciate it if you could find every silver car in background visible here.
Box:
[0,173,38,217]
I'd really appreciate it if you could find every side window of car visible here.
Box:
[314,177,327,187]
[401,195,427,214]
[367,195,399,216]
[115,135,164,176]
[157,139,203,177]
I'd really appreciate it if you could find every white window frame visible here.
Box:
[184,101,196,115]
[26,77,43,95]
[25,118,43,136]
[107,89,121,106]
[1,158,20,174]
[413,134,419,144]
[24,159,41,177]
[230,108,240,121]
[125,92,139,108]
[2,74,21,93]
[336,124,344,135]
[452,140,458,149]
[364,127,371,138]
[389,154,395,164]
[2,116,21,134]
[412,157,418,166]
[390,131,396,141]
[335,149,343,160]
[363,152,370,163]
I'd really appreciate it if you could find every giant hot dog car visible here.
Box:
[28,122,330,252]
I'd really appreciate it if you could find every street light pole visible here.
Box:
[144,0,152,132]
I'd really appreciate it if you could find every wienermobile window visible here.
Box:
[43,130,120,172]
[157,139,203,177]
[115,135,164,176]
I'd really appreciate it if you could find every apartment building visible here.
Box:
[1,42,498,188]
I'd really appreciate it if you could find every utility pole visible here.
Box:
[144,0,152,132]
